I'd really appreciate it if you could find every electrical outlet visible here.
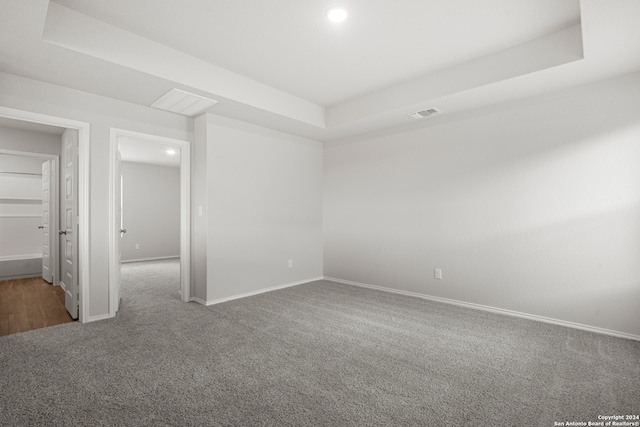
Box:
[288,259,293,268]
[434,268,442,280]
[135,243,140,250]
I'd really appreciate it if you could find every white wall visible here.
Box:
[191,116,208,302]
[324,72,640,338]
[0,125,61,156]
[120,161,180,261]
[197,114,323,303]
[0,72,191,320]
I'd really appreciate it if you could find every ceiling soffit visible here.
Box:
[41,2,584,135]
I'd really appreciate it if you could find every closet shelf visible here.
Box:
[0,198,42,204]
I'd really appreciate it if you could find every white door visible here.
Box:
[61,131,79,319]
[41,160,54,283]
[114,150,123,313]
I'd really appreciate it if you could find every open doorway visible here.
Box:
[0,111,89,335]
[109,129,190,317]
[0,147,71,336]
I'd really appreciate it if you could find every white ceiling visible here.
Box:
[48,0,580,107]
[1,0,639,142]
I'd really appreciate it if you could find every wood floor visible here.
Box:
[0,276,74,337]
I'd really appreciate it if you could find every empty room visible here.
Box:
[0,1,638,426]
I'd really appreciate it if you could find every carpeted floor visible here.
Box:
[1,258,638,426]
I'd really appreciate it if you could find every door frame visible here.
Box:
[108,128,191,317]
[0,106,90,323]
[0,149,59,284]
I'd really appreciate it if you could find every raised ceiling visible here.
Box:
[49,0,580,107]
[1,0,639,142]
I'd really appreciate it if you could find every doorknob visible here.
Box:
[59,230,67,235]
[120,229,127,234]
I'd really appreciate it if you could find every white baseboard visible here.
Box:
[196,276,324,307]
[85,313,112,323]
[190,296,207,305]
[0,273,41,281]
[324,276,640,342]
[122,256,179,264]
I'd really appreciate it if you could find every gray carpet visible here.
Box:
[1,259,638,426]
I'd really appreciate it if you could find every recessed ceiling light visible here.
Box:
[166,149,177,155]
[326,7,349,23]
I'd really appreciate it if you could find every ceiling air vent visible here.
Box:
[408,108,441,119]
[151,88,218,117]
